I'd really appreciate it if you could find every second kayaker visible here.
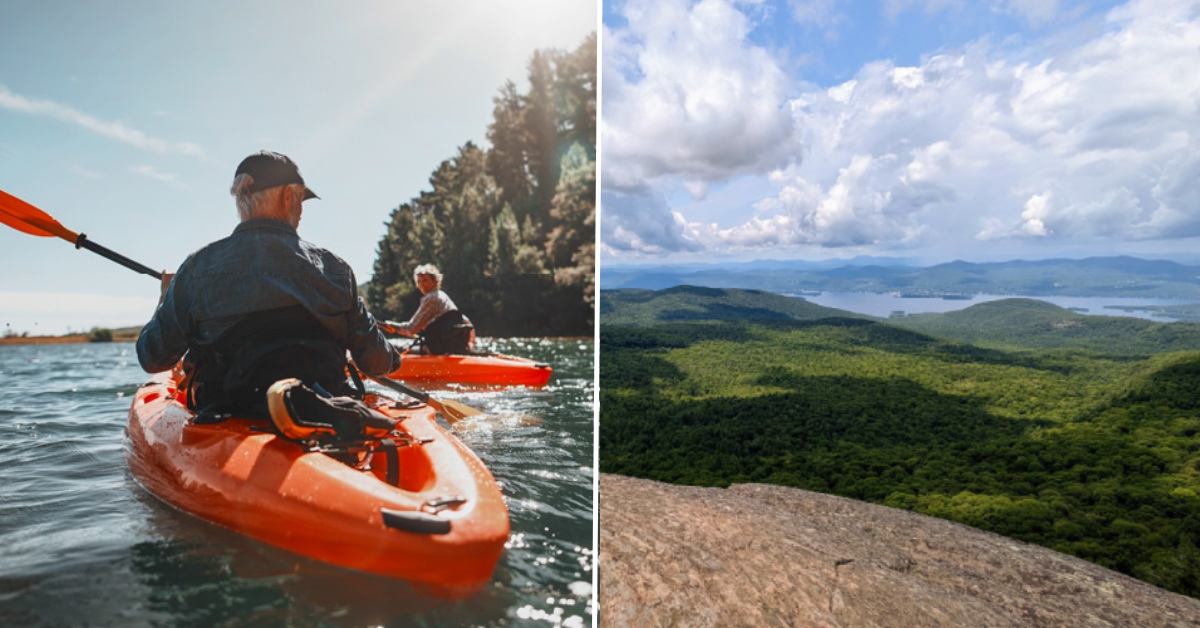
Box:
[135,150,402,416]
[384,264,476,354]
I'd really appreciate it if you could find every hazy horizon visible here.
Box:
[602,251,1200,269]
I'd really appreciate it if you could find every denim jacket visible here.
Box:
[136,218,400,376]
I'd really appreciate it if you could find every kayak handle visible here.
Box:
[381,508,451,535]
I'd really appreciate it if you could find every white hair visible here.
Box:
[413,263,443,286]
[230,174,302,221]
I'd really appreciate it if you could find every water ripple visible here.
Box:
[0,339,594,625]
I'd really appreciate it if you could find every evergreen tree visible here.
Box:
[367,205,407,313]
[487,205,521,279]
[547,143,596,310]
[366,34,595,337]
[559,33,597,158]
[487,81,533,220]
[524,50,561,222]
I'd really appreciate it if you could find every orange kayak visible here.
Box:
[390,352,553,387]
[125,370,510,591]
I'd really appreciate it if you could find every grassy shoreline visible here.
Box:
[0,326,140,346]
[0,334,94,346]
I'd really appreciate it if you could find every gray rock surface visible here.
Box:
[600,474,1200,627]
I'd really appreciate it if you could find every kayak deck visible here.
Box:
[125,371,509,591]
[390,352,552,387]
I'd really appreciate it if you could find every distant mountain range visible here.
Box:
[601,256,1200,300]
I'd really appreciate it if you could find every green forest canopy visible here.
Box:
[600,287,1200,598]
[367,34,595,337]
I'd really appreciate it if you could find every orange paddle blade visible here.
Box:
[0,189,79,241]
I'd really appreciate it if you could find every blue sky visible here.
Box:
[0,1,595,334]
[601,0,1200,265]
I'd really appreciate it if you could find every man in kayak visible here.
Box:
[384,263,475,354]
[136,151,401,418]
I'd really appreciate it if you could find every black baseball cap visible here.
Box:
[234,151,319,200]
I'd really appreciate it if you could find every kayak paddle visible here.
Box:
[368,374,483,425]
[0,188,163,280]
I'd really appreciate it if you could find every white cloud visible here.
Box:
[684,180,709,200]
[601,185,705,254]
[1144,148,1200,236]
[602,0,797,253]
[975,217,1009,240]
[788,0,844,39]
[603,0,796,188]
[0,84,202,156]
[1018,192,1051,236]
[131,164,184,188]
[1002,0,1063,25]
[602,0,1200,257]
[682,153,950,247]
[725,0,1200,251]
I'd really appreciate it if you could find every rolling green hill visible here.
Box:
[599,287,1200,598]
[600,286,869,326]
[891,298,1200,355]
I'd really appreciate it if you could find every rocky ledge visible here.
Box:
[600,474,1200,627]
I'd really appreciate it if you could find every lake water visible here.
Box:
[0,338,594,626]
[795,291,1191,322]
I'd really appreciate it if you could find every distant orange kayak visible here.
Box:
[390,352,553,387]
[125,370,510,592]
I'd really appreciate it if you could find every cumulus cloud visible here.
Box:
[1143,148,1200,236]
[603,0,796,188]
[602,0,797,253]
[0,85,202,156]
[720,0,1200,250]
[683,153,953,247]
[1018,192,1051,236]
[601,185,704,254]
[603,0,1200,257]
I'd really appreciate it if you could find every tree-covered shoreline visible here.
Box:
[367,35,595,337]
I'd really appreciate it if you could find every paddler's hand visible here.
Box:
[378,320,409,336]
[158,272,174,305]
